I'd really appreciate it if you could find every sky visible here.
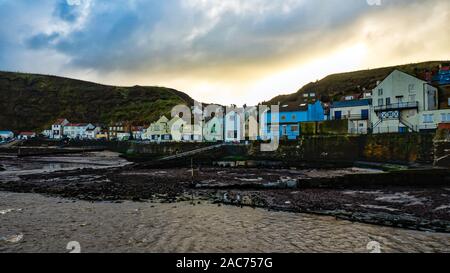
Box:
[0,0,449,105]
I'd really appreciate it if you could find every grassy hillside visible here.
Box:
[266,61,448,105]
[0,72,194,131]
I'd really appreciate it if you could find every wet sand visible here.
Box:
[1,192,449,253]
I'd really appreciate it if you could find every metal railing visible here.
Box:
[374,101,419,112]
[337,114,369,120]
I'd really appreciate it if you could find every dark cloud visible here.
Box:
[0,0,447,103]
[54,0,80,22]
[27,32,60,49]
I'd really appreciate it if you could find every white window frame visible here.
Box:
[423,114,434,123]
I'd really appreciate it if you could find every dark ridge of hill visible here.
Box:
[266,61,448,105]
[0,71,194,131]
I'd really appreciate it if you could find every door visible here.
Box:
[335,111,342,120]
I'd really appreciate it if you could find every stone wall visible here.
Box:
[247,133,436,166]
[18,133,444,166]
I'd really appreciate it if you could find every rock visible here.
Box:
[0,234,24,244]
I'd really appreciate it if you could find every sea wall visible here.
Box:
[14,133,447,167]
[247,133,436,165]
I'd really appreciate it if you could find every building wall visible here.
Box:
[419,109,450,130]
[224,111,242,142]
[264,101,325,140]
[203,117,224,142]
[0,131,14,140]
[371,70,438,134]
[330,105,370,120]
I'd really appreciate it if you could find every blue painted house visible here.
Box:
[432,68,450,85]
[264,101,325,140]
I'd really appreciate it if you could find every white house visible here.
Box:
[0,131,14,141]
[116,132,131,141]
[131,126,145,140]
[168,116,186,142]
[145,116,170,142]
[63,123,95,139]
[203,116,224,142]
[42,129,52,138]
[330,99,371,134]
[371,70,439,134]
[418,109,450,131]
[224,110,242,142]
[181,123,203,142]
[85,126,101,140]
[18,131,37,140]
[51,118,69,139]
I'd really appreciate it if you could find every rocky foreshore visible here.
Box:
[0,163,449,233]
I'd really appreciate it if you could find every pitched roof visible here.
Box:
[54,118,67,125]
[65,123,90,127]
[157,116,169,123]
[331,99,371,108]
[19,131,36,135]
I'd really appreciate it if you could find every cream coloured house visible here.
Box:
[371,70,438,134]
[181,122,203,142]
[203,116,224,142]
[168,116,186,142]
[145,116,170,141]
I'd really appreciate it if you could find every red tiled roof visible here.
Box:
[65,123,89,127]
[54,118,67,125]
[19,131,36,135]
[438,123,450,130]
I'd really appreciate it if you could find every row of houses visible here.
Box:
[330,68,450,134]
[0,131,36,142]
[3,65,449,143]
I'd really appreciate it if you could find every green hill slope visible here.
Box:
[266,61,448,105]
[0,72,193,131]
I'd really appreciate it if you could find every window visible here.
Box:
[423,114,434,123]
[378,89,383,96]
[361,109,369,119]
[291,125,299,132]
[292,115,296,120]
[442,113,450,122]
[281,115,286,121]
[378,98,384,106]
[386,97,391,105]
[408,84,415,93]
[409,95,416,102]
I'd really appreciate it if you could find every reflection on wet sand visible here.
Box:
[0,151,129,180]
